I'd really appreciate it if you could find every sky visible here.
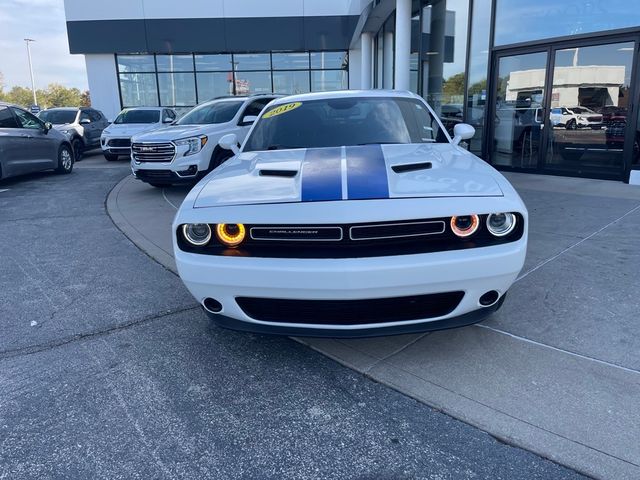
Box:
[0,0,88,91]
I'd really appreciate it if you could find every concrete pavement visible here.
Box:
[109,166,640,479]
[0,153,583,479]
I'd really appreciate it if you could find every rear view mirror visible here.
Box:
[452,123,475,145]
[218,133,240,155]
[163,117,173,123]
[240,115,258,126]
[43,122,52,133]
[80,118,91,125]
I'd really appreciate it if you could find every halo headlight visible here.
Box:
[486,213,517,237]
[215,224,246,247]
[182,223,212,246]
[450,215,480,238]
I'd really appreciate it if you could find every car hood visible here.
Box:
[132,124,215,143]
[193,144,503,208]
[103,123,160,137]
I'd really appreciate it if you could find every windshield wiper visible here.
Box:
[266,144,296,150]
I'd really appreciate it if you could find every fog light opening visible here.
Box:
[479,290,500,307]
[202,297,223,313]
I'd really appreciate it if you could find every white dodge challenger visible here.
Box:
[172,90,527,337]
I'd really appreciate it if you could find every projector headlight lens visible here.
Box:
[215,223,246,247]
[450,215,480,237]
[182,223,212,246]
[486,213,517,237]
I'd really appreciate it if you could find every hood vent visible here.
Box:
[259,169,298,178]
[392,162,432,173]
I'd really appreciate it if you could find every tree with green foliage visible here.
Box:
[0,74,91,108]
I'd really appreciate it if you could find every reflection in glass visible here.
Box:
[117,55,155,73]
[495,0,640,46]
[272,53,309,70]
[156,55,194,72]
[310,52,348,69]
[233,54,271,71]
[197,72,233,100]
[273,71,310,94]
[546,42,634,177]
[465,0,491,154]
[491,51,547,169]
[311,70,348,91]
[158,73,196,106]
[119,73,158,106]
[195,54,232,71]
[233,71,272,94]
[420,0,470,136]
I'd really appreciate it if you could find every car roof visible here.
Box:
[268,89,421,106]
[199,94,283,106]
[40,107,81,111]
[120,106,165,111]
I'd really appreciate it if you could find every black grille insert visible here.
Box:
[236,292,464,325]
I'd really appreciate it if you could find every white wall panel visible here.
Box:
[64,0,144,21]
[142,0,224,19]
[349,47,362,89]
[223,0,303,18]
[84,55,122,121]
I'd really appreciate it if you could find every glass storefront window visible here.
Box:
[233,54,271,71]
[495,0,640,46]
[196,72,234,100]
[119,73,158,106]
[156,55,194,72]
[195,54,233,71]
[233,71,272,94]
[466,0,492,154]
[545,42,635,177]
[273,71,310,94]
[310,52,348,69]
[272,53,309,70]
[158,72,196,106]
[311,70,348,91]
[117,55,155,73]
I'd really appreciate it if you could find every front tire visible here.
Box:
[55,145,74,174]
[104,153,119,161]
[71,138,84,161]
[565,119,577,130]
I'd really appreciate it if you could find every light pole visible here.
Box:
[24,38,37,106]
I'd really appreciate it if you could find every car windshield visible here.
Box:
[571,107,593,114]
[114,109,160,124]
[243,97,448,152]
[38,110,77,124]
[176,101,243,125]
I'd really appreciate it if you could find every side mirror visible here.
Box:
[240,115,258,126]
[43,122,52,133]
[163,117,173,124]
[452,123,475,146]
[80,118,91,124]
[218,133,240,155]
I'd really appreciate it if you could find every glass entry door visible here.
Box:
[544,41,636,178]
[491,51,548,169]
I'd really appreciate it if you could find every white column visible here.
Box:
[360,32,373,90]
[394,0,411,91]
[383,31,394,88]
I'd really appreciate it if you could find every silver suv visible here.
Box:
[38,107,109,161]
[0,102,74,180]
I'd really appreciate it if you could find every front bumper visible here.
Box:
[175,239,526,337]
[133,168,200,185]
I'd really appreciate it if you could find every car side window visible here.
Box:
[89,110,101,122]
[11,107,43,130]
[163,109,176,121]
[241,98,272,120]
[0,107,20,128]
[80,111,92,123]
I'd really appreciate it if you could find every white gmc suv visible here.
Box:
[131,95,279,187]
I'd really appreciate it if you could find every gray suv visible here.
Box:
[0,103,74,180]
[38,107,109,161]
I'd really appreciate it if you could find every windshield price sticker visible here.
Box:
[262,102,302,119]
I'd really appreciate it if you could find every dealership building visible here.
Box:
[64,0,640,183]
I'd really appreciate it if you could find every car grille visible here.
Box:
[587,116,601,122]
[108,138,131,147]
[235,292,465,325]
[132,142,175,162]
[135,169,177,181]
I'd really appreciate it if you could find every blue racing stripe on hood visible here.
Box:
[301,147,343,202]
[346,145,390,200]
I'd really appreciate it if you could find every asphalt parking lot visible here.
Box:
[109,155,640,479]
[0,152,584,479]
